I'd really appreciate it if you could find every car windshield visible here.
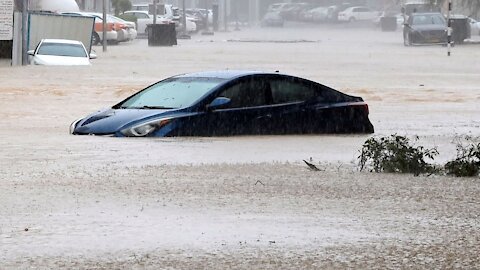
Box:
[37,42,87,57]
[412,14,445,25]
[118,77,226,109]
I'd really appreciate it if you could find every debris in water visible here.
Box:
[303,160,321,171]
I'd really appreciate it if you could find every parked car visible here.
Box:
[326,3,354,22]
[261,12,285,27]
[106,14,138,41]
[62,12,136,44]
[403,12,447,46]
[338,6,381,22]
[61,12,117,45]
[70,71,374,137]
[373,12,404,27]
[268,3,290,13]
[122,10,171,35]
[279,2,311,21]
[468,17,480,36]
[309,7,330,23]
[28,39,96,66]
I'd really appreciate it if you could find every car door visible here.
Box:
[266,76,319,134]
[270,76,357,134]
[176,76,274,136]
[134,12,152,34]
[207,76,275,136]
[356,7,366,20]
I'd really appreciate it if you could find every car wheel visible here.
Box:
[92,32,100,45]
[349,17,355,22]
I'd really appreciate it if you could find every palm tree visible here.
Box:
[112,0,132,16]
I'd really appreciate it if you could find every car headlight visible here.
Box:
[120,118,172,137]
[69,118,82,134]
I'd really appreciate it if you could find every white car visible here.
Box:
[338,6,380,22]
[62,12,137,43]
[122,10,171,35]
[468,17,480,36]
[308,7,330,22]
[123,7,196,34]
[61,12,117,45]
[106,14,138,41]
[28,39,96,66]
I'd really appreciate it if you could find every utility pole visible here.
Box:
[234,0,239,31]
[153,0,157,25]
[446,0,452,56]
[21,0,28,65]
[102,0,107,52]
[202,0,214,35]
[224,0,228,31]
[178,0,191,39]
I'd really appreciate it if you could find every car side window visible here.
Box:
[270,77,347,104]
[269,78,316,104]
[219,78,269,108]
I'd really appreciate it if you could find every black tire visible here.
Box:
[92,32,100,45]
[349,17,356,23]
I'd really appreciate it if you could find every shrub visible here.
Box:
[359,135,439,176]
[445,137,480,177]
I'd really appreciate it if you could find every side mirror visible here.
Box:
[27,50,34,56]
[207,97,231,111]
[89,52,97,59]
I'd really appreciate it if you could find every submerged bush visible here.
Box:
[359,135,439,176]
[445,137,480,177]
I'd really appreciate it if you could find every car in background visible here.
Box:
[468,17,480,36]
[261,12,285,27]
[279,2,311,21]
[62,12,136,44]
[28,39,96,66]
[325,3,354,22]
[61,12,117,45]
[70,71,374,137]
[307,6,330,23]
[122,10,171,35]
[126,5,196,33]
[338,6,380,22]
[403,12,447,46]
[268,3,290,13]
[373,12,404,27]
[106,14,138,41]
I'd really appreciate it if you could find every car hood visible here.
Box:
[32,55,91,66]
[411,24,447,32]
[73,108,174,135]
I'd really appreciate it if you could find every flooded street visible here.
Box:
[1,24,479,268]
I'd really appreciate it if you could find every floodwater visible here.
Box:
[0,23,479,268]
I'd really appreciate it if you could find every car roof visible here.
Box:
[174,70,285,80]
[41,39,84,45]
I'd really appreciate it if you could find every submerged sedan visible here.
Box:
[70,71,374,137]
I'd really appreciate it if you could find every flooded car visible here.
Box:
[70,71,374,137]
[28,39,96,66]
[403,12,448,46]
